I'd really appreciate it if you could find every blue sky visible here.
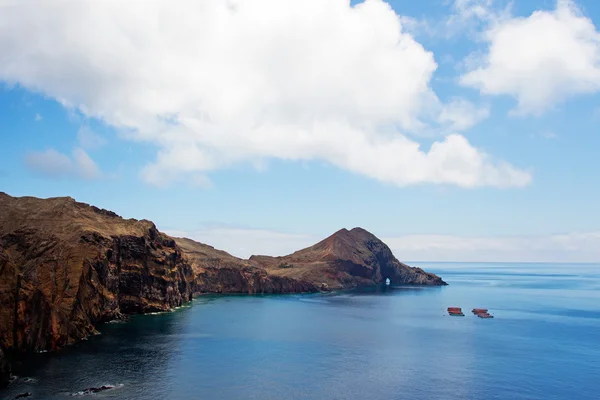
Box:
[1,0,599,262]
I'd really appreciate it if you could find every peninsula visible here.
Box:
[0,192,445,386]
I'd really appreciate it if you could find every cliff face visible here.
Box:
[176,228,446,294]
[0,193,446,354]
[250,228,447,289]
[0,193,193,353]
[175,237,318,294]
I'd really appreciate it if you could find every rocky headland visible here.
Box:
[0,192,445,388]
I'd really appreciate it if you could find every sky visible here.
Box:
[0,0,599,262]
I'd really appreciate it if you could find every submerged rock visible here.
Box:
[71,384,116,396]
[14,392,32,399]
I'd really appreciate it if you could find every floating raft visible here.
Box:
[447,307,464,316]
[472,308,494,318]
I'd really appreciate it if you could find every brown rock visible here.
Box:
[175,237,318,294]
[176,227,446,294]
[0,192,446,358]
[249,227,447,289]
[0,192,194,353]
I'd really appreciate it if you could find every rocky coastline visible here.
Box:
[0,192,446,389]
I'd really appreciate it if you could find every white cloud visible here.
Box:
[25,147,101,179]
[437,98,490,131]
[461,0,600,115]
[34,113,42,121]
[399,0,508,39]
[72,147,101,179]
[77,126,107,149]
[449,0,499,25]
[0,0,530,188]
[163,225,600,262]
[24,149,72,177]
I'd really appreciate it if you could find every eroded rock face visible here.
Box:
[0,347,9,389]
[174,237,318,294]
[0,193,194,353]
[176,228,446,294]
[0,192,446,355]
[250,228,447,289]
[194,266,318,294]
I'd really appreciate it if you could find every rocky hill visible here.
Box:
[0,192,194,358]
[176,237,319,294]
[175,227,446,294]
[0,192,445,387]
[249,227,446,289]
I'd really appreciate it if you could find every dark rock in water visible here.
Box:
[14,392,32,399]
[72,385,115,396]
[0,347,10,389]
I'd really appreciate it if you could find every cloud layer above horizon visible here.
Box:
[0,0,537,188]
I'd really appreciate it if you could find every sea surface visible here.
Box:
[4,262,600,400]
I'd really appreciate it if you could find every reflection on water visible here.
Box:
[3,262,600,400]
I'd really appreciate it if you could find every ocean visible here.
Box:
[3,262,600,400]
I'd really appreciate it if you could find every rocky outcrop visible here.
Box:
[0,193,194,354]
[0,193,445,354]
[175,237,318,294]
[250,228,447,289]
[176,228,446,294]
[0,347,9,389]
[194,266,319,294]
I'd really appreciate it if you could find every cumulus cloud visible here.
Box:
[77,126,107,149]
[25,148,101,179]
[0,0,529,188]
[448,0,505,26]
[437,98,490,131]
[461,0,600,115]
[405,0,511,39]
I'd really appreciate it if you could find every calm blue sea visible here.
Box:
[3,262,600,400]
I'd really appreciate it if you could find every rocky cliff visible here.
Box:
[0,193,445,357]
[175,237,319,294]
[0,193,194,354]
[0,193,447,390]
[176,227,446,294]
[250,227,447,289]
